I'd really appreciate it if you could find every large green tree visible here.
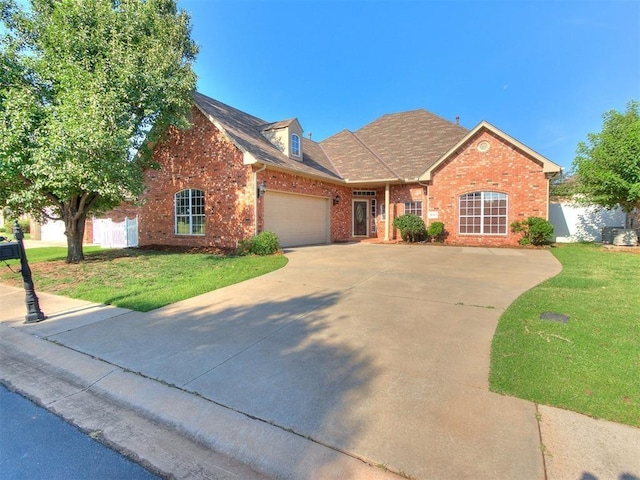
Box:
[0,0,197,262]
[572,100,640,213]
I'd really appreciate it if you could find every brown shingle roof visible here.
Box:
[260,119,297,131]
[320,130,400,181]
[192,92,342,181]
[191,93,558,185]
[352,109,469,180]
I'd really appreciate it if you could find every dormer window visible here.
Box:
[261,118,303,160]
[291,134,301,157]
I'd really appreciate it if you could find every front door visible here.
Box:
[353,200,368,236]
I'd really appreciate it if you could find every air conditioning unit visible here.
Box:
[602,226,622,244]
[602,227,639,246]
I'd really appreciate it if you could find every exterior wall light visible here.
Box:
[333,195,340,205]
[257,181,267,198]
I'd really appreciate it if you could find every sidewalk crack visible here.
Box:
[45,368,120,407]
[535,404,550,480]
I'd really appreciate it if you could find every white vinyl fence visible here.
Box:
[549,203,626,243]
[93,216,138,248]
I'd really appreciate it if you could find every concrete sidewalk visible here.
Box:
[1,243,639,479]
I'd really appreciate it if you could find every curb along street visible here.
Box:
[0,322,399,480]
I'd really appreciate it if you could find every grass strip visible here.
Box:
[1,247,288,312]
[489,243,639,427]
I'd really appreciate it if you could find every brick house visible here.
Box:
[135,91,562,249]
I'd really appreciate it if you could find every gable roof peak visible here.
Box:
[192,91,341,181]
[418,120,562,181]
[348,107,470,180]
[260,118,300,132]
[322,128,354,142]
[360,108,467,132]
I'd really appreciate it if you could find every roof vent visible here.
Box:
[477,141,490,153]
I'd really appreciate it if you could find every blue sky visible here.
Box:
[180,0,638,171]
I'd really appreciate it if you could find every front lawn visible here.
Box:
[0,247,288,312]
[489,243,639,427]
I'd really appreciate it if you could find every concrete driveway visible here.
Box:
[5,243,563,479]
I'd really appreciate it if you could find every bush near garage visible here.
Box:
[237,231,281,255]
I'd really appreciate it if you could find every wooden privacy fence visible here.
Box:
[93,216,138,248]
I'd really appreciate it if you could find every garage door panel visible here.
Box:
[264,192,329,247]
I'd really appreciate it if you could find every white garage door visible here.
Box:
[264,192,330,247]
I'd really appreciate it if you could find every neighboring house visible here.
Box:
[133,92,562,249]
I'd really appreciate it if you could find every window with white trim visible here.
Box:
[459,191,507,235]
[291,134,300,157]
[380,204,386,221]
[352,190,377,196]
[175,189,205,235]
[404,201,423,217]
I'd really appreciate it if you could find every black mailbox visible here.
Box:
[1,222,46,323]
[0,242,21,261]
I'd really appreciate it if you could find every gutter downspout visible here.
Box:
[254,164,267,237]
[545,171,560,221]
[384,183,390,241]
[418,180,430,227]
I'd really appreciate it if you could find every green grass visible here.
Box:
[489,243,640,427]
[21,246,105,263]
[1,247,288,312]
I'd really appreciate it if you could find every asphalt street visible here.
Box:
[0,383,159,480]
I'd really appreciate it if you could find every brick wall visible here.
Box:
[256,170,352,242]
[107,110,552,249]
[369,185,426,241]
[138,108,254,249]
[95,203,139,223]
[426,130,550,246]
[137,108,354,248]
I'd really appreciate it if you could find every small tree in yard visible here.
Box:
[0,0,198,262]
[510,217,554,246]
[392,214,426,243]
[572,100,640,213]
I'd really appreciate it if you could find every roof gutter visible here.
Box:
[344,178,402,185]
[261,163,345,185]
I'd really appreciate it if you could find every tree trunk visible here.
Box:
[65,213,87,263]
[60,192,99,263]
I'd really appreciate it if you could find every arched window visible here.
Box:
[291,133,301,157]
[459,191,507,235]
[175,189,205,235]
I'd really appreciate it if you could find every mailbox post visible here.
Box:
[0,221,46,323]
